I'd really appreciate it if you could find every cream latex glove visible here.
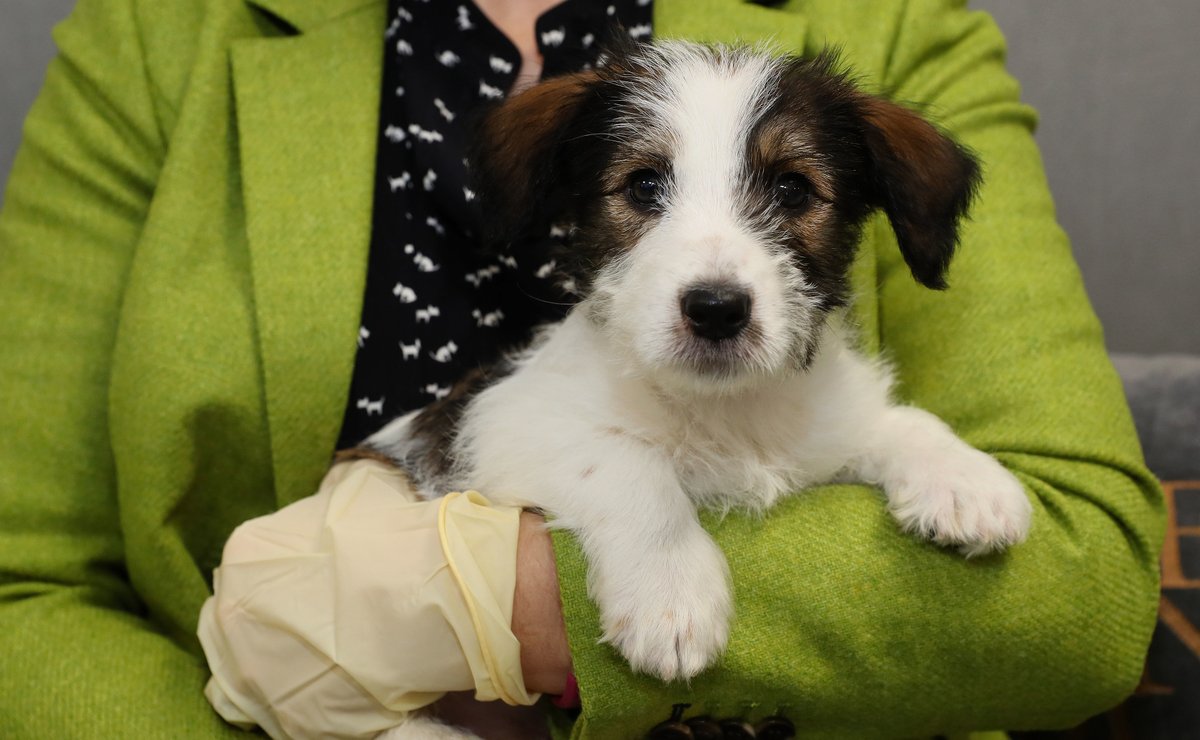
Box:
[197,458,537,739]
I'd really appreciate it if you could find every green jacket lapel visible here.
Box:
[232,0,385,507]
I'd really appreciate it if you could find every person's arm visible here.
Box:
[514,512,573,695]
[0,0,241,735]
[551,2,1164,736]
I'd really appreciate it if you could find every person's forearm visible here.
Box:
[513,511,571,695]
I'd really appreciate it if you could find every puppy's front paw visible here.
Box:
[886,445,1032,557]
[595,536,732,681]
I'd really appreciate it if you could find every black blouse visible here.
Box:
[337,0,654,448]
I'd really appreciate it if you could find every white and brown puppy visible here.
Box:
[367,41,1031,682]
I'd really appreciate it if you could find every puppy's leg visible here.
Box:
[551,440,732,682]
[851,405,1032,556]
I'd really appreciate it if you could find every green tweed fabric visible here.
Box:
[0,0,1162,738]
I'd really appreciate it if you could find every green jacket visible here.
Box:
[0,0,1163,737]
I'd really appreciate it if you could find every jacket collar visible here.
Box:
[232,0,806,507]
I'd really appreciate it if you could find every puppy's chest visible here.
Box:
[658,406,841,511]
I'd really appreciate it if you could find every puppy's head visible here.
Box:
[473,42,979,392]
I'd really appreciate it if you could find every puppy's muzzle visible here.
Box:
[681,285,752,341]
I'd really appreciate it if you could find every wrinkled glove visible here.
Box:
[198,458,537,739]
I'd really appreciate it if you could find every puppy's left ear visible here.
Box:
[858,96,981,289]
[471,72,600,245]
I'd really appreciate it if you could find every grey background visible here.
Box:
[1,0,1197,354]
[976,1,1200,354]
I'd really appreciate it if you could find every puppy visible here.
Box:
[368,41,1032,683]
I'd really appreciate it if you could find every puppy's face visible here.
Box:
[474,43,979,393]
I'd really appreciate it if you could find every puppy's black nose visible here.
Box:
[681,287,751,340]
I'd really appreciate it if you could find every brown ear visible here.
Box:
[470,72,600,245]
[858,96,981,289]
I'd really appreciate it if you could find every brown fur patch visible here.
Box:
[362,360,518,493]
[407,367,491,478]
[740,52,980,299]
[743,61,876,309]
[472,71,600,244]
[859,97,957,180]
[856,95,981,289]
[749,117,836,201]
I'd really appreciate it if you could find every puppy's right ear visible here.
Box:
[471,72,600,244]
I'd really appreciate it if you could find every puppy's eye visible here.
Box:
[774,173,813,210]
[627,169,664,207]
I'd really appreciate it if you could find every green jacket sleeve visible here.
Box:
[0,0,239,735]
[555,2,1165,737]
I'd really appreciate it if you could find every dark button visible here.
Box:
[648,704,694,740]
[719,718,756,739]
[647,721,692,740]
[755,715,796,740]
[685,716,724,740]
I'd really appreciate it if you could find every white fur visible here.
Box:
[369,41,1031,686]
[371,313,1031,680]
[592,44,820,394]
